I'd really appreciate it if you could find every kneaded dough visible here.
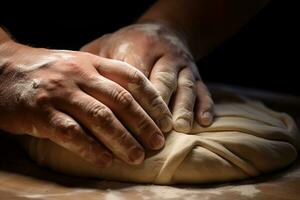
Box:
[19,93,300,184]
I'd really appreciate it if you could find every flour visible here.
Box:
[133,23,162,37]
[117,43,131,55]
[103,184,260,200]
[18,51,74,72]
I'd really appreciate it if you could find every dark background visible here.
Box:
[1,0,298,95]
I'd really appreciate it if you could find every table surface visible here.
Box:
[1,86,300,200]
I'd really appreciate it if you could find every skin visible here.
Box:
[0,29,172,167]
[82,0,270,132]
[81,22,214,133]
[1,0,270,168]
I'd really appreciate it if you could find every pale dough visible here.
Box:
[19,93,300,184]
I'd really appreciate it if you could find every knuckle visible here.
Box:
[129,69,145,86]
[35,78,74,103]
[180,79,196,92]
[89,105,113,124]
[50,117,81,141]
[63,122,81,134]
[56,60,84,75]
[175,108,194,120]
[46,77,66,91]
[64,60,82,71]
[150,95,165,113]
[113,89,134,108]
[87,75,103,84]
[137,115,153,134]
[114,131,130,146]
[156,71,177,92]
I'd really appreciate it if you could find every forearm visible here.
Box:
[138,0,270,60]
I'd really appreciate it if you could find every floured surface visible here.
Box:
[1,133,300,200]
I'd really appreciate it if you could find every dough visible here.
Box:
[19,93,300,184]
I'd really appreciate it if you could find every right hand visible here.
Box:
[0,40,172,167]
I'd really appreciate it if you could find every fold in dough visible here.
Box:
[19,94,300,184]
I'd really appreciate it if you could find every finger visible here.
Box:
[79,76,165,150]
[38,108,112,167]
[195,80,214,126]
[93,57,173,132]
[55,91,145,165]
[172,67,197,133]
[149,55,182,104]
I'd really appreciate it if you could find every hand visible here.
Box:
[0,40,172,167]
[81,22,214,132]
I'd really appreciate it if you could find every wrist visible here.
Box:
[0,39,34,74]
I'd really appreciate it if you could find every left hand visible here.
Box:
[81,22,214,132]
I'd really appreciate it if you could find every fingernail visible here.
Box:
[159,117,173,132]
[174,118,192,132]
[201,111,213,126]
[150,133,165,150]
[129,147,145,165]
